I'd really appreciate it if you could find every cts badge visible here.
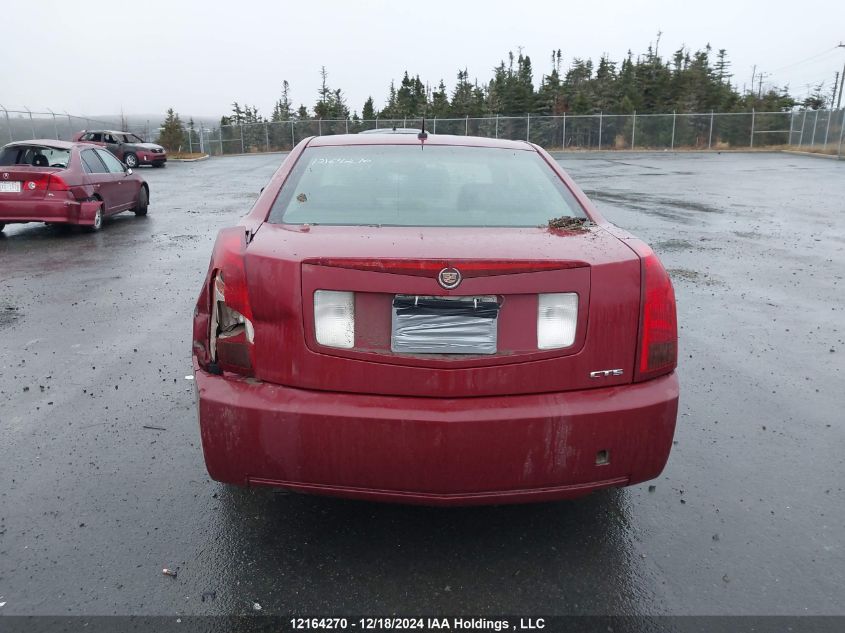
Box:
[590,368,624,378]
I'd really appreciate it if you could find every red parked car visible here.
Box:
[72,130,167,168]
[0,140,148,232]
[192,134,678,506]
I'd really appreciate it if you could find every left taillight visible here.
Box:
[195,228,255,376]
[634,246,678,382]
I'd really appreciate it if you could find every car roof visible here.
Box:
[308,133,532,150]
[4,139,76,150]
[358,128,423,135]
[4,140,111,153]
[84,130,132,135]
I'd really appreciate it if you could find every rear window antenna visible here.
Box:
[418,113,428,141]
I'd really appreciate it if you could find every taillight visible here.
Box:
[21,175,69,192]
[634,247,677,382]
[24,175,49,190]
[205,228,255,376]
[47,174,70,191]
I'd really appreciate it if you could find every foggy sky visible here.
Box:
[3,0,844,120]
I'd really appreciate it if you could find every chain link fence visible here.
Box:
[0,106,156,144]
[197,110,845,158]
[3,107,844,158]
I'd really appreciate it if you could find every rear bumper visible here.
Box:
[0,198,91,225]
[194,363,678,506]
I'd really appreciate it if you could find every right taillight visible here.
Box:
[47,174,70,191]
[210,270,254,374]
[634,248,677,382]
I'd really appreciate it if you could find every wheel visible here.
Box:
[124,153,138,168]
[152,161,165,168]
[134,187,149,216]
[87,204,104,232]
[0,223,5,233]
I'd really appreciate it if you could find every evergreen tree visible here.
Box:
[230,102,244,125]
[803,83,827,110]
[395,71,427,116]
[272,80,293,122]
[157,108,185,151]
[362,97,375,121]
[430,80,451,117]
[314,66,332,118]
[714,49,731,85]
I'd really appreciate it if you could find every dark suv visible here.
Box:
[72,130,167,168]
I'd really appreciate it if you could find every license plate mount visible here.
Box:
[391,295,499,355]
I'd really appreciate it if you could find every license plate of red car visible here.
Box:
[0,181,21,193]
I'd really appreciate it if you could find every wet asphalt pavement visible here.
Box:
[0,151,843,619]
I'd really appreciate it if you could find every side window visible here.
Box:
[81,133,93,141]
[91,133,103,142]
[95,149,126,174]
[81,149,108,174]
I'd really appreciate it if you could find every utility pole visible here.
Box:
[757,72,769,99]
[838,43,845,109]
[832,71,840,108]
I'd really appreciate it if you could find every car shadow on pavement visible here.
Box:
[200,484,651,614]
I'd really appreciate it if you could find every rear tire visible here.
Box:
[87,204,104,232]
[152,161,165,168]
[134,187,149,216]
[0,223,5,233]
[124,153,138,168]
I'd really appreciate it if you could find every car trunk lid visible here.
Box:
[242,223,642,397]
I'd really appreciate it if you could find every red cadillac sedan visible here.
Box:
[192,133,678,506]
[0,140,148,232]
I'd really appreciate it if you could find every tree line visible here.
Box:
[155,43,838,151]
[219,43,818,129]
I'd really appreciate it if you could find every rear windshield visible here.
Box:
[268,145,585,227]
[0,145,71,168]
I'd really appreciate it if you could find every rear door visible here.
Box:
[80,149,118,211]
[94,149,136,210]
[103,133,124,160]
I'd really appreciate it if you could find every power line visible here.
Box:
[770,47,839,73]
